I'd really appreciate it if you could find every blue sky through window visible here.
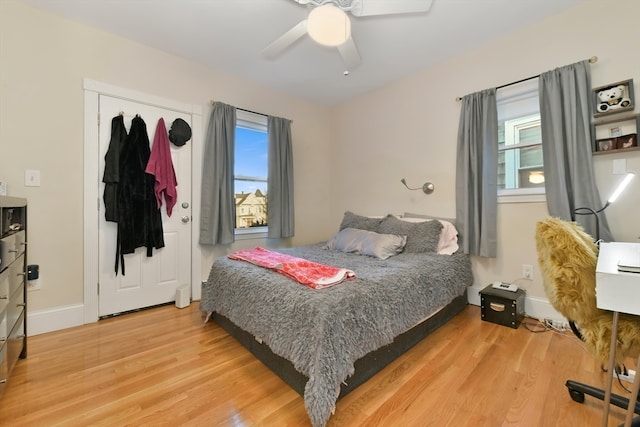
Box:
[235,126,268,195]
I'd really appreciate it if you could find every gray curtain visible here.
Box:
[199,102,236,245]
[539,60,612,241]
[267,116,295,238]
[455,89,498,257]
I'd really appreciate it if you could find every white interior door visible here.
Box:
[98,95,192,317]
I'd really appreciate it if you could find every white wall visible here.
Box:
[0,1,335,333]
[330,0,640,321]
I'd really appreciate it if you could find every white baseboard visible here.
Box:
[467,285,566,323]
[27,304,86,336]
[26,289,563,337]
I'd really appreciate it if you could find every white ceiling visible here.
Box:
[21,0,585,106]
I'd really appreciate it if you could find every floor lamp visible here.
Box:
[574,172,634,242]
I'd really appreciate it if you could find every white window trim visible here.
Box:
[498,187,546,204]
[234,110,268,237]
[235,227,268,240]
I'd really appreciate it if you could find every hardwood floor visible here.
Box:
[0,303,633,426]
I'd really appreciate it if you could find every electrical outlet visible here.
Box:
[614,369,636,383]
[522,264,533,280]
[27,278,41,291]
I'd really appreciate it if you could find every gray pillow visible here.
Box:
[378,214,443,253]
[403,212,462,245]
[325,227,407,260]
[339,211,383,232]
[403,212,455,224]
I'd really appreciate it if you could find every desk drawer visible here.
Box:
[0,231,26,272]
[0,255,23,315]
[6,311,25,373]
[7,282,24,333]
[0,254,24,300]
[0,341,7,395]
[0,274,8,317]
[0,314,6,342]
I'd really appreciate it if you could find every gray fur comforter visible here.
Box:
[200,244,473,427]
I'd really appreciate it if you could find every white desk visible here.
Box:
[596,242,640,427]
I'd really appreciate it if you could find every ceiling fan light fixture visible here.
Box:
[307,4,351,47]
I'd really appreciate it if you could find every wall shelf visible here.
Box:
[593,112,640,126]
[592,112,639,155]
[592,145,640,156]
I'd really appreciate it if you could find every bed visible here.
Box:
[201,212,474,427]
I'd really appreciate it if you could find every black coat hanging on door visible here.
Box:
[108,114,164,275]
[102,114,126,222]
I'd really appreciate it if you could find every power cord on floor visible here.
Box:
[522,317,573,335]
[521,316,639,398]
[522,319,548,333]
[614,365,634,394]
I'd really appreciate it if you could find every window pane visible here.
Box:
[497,115,544,190]
[235,123,268,230]
[234,182,268,228]
[498,147,544,190]
[520,145,543,169]
[518,167,545,189]
[235,127,267,178]
[518,126,541,145]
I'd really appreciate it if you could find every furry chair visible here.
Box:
[535,217,640,414]
[536,217,640,365]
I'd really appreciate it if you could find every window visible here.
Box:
[234,111,268,235]
[497,78,545,201]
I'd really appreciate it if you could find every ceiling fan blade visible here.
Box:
[338,37,361,70]
[262,20,308,59]
[350,0,434,17]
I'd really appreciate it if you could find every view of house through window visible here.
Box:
[498,114,543,190]
[234,111,268,232]
[496,79,544,194]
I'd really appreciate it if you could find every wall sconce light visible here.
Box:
[574,172,634,242]
[401,178,435,195]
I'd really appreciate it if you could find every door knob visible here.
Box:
[181,216,190,223]
[182,202,190,209]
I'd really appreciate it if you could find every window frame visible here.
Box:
[234,110,268,239]
[496,78,546,204]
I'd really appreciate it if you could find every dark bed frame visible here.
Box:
[213,289,468,399]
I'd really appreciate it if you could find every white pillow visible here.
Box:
[325,228,407,260]
[398,217,459,255]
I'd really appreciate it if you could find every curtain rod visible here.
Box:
[454,56,598,102]
[210,100,267,117]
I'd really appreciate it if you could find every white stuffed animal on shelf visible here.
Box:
[597,84,631,113]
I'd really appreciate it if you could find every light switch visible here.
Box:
[25,169,41,187]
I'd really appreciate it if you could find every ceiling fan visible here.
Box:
[262,0,434,70]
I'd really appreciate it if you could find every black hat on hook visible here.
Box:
[169,118,192,147]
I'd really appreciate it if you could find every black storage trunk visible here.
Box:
[480,285,525,329]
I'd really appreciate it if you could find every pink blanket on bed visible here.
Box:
[228,246,356,289]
